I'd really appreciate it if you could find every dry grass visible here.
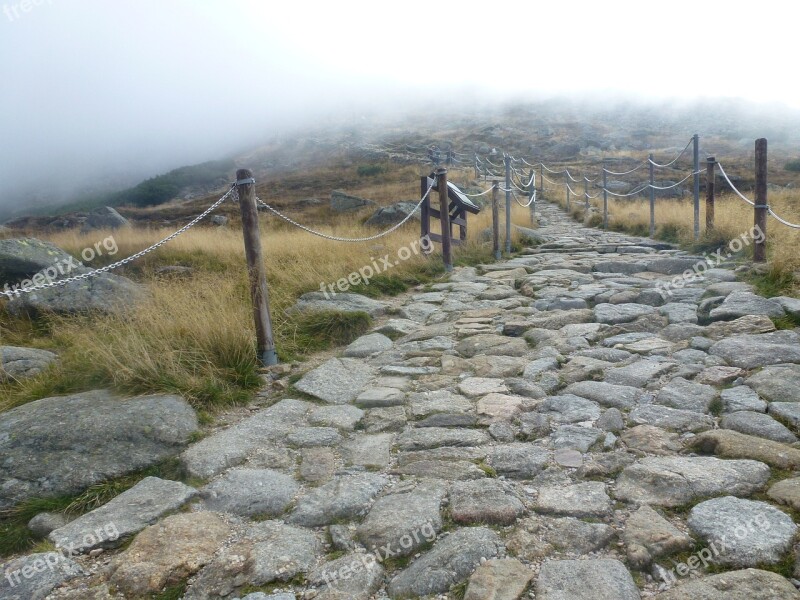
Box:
[0,166,529,412]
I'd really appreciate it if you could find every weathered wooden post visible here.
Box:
[474,155,479,179]
[539,163,544,193]
[706,156,716,232]
[602,165,608,230]
[236,169,278,366]
[420,176,431,253]
[492,182,500,260]
[649,153,655,238]
[693,133,700,241]
[504,155,512,254]
[584,175,589,210]
[529,168,536,223]
[437,168,453,271]
[754,139,768,263]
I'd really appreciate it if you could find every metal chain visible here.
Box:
[1,185,236,299]
[255,181,435,243]
[648,137,694,168]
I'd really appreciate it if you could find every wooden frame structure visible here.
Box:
[420,172,481,250]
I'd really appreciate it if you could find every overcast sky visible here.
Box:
[0,0,797,208]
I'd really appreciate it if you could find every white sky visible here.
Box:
[0,0,796,204]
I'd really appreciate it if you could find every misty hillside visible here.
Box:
[4,96,800,226]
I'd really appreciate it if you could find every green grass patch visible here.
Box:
[708,396,724,416]
[153,581,188,600]
[655,222,682,244]
[746,264,797,298]
[357,164,388,177]
[773,314,800,330]
[0,459,184,557]
[279,310,372,361]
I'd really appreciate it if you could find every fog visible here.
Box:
[1,0,798,218]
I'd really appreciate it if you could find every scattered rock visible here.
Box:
[200,469,298,517]
[0,345,57,380]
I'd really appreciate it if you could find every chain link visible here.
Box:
[1,185,236,299]
[255,181,435,243]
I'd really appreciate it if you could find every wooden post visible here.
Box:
[492,182,500,260]
[693,133,700,241]
[504,155,512,254]
[474,155,479,179]
[437,168,453,271]
[420,176,431,253]
[706,156,716,232]
[565,174,571,211]
[236,169,278,366]
[539,163,544,193]
[584,175,589,210]
[649,153,655,238]
[529,168,536,223]
[602,165,608,230]
[754,138,768,263]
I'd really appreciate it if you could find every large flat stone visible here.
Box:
[535,482,612,517]
[295,358,375,404]
[463,558,532,600]
[536,558,641,600]
[710,331,800,369]
[595,303,656,325]
[183,521,321,598]
[292,292,387,317]
[688,496,797,567]
[181,399,312,479]
[387,527,503,598]
[563,381,641,409]
[747,364,800,403]
[0,390,197,509]
[653,568,800,599]
[49,477,197,553]
[450,479,526,525]
[655,377,717,413]
[721,411,797,443]
[709,291,785,321]
[357,482,444,557]
[288,472,388,527]
[0,552,83,600]
[604,360,676,388]
[200,469,299,517]
[614,456,770,507]
[629,405,714,433]
[396,427,490,451]
[690,429,800,469]
[108,512,231,596]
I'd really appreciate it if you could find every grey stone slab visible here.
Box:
[295,358,375,404]
[49,477,197,553]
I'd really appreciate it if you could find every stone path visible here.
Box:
[6,199,800,600]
